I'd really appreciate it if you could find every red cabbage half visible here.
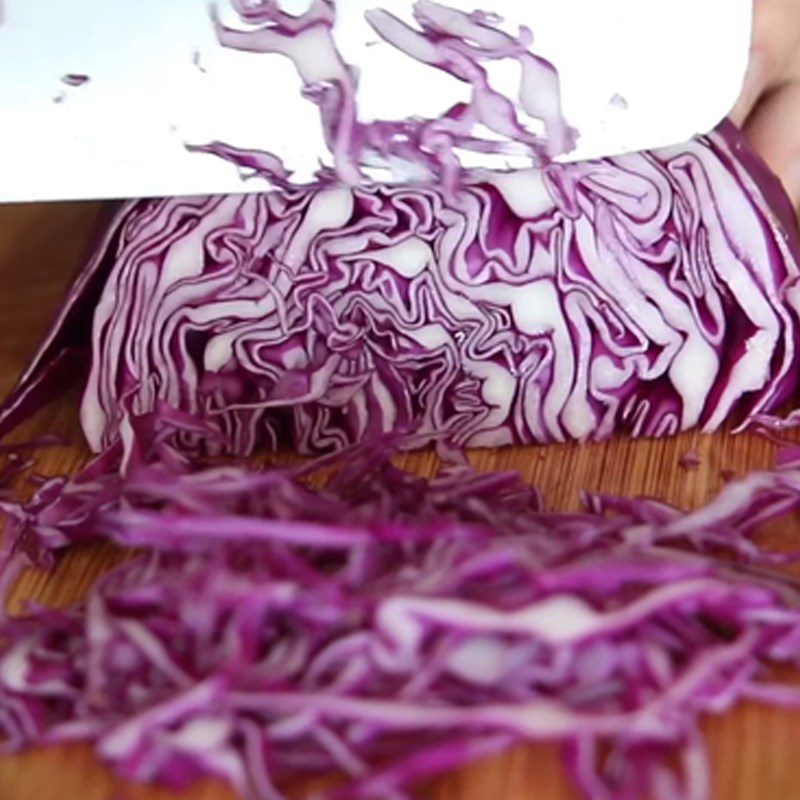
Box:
[2,0,799,454]
[1,122,799,455]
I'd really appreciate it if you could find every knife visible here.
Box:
[0,0,752,202]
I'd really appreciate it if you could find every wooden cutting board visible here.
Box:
[0,201,797,800]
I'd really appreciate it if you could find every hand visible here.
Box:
[731,0,800,205]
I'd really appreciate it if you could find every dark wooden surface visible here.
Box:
[0,200,797,800]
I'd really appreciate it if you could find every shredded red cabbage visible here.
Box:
[2,411,800,800]
[209,0,576,189]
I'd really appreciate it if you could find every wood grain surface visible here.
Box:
[0,201,797,800]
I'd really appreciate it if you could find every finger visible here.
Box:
[730,0,800,125]
[742,80,800,204]
[730,51,770,126]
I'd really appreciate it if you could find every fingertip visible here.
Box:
[742,81,800,205]
[729,0,800,127]
[730,53,768,126]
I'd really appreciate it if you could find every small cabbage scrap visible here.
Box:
[2,413,800,800]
